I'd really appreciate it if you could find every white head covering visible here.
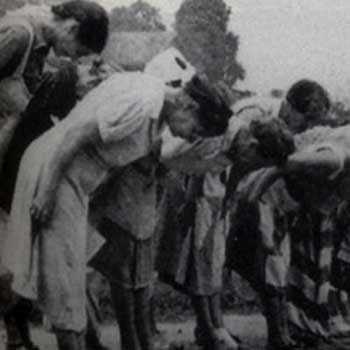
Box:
[144,47,196,88]
[145,47,197,161]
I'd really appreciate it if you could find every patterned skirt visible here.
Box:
[287,206,350,342]
[89,218,155,290]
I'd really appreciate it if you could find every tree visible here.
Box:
[174,0,245,86]
[0,0,59,17]
[0,0,35,16]
[110,0,166,32]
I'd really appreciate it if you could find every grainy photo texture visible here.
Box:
[0,1,350,350]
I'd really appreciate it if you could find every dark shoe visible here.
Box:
[23,342,40,350]
[6,342,23,350]
[7,342,39,350]
[86,345,110,350]
[194,326,208,347]
[214,328,239,349]
[211,338,228,350]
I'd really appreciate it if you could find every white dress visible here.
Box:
[1,72,165,332]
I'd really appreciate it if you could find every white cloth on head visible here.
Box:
[144,47,195,87]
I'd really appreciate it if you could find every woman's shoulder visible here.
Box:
[232,96,281,123]
[0,24,30,54]
[295,125,350,150]
[81,72,165,112]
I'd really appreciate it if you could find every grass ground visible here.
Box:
[0,314,267,350]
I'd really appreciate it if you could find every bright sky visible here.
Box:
[97,0,350,103]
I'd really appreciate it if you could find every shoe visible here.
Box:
[24,343,40,350]
[194,326,208,347]
[86,345,110,350]
[214,328,239,350]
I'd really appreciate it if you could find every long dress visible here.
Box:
[186,172,229,296]
[157,172,229,296]
[157,116,262,296]
[284,129,350,343]
[230,125,350,345]
[1,72,165,332]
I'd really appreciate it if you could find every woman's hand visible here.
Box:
[30,186,57,227]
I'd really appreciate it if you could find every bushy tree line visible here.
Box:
[174,0,245,86]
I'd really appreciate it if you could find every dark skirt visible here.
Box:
[157,175,225,296]
[89,218,155,290]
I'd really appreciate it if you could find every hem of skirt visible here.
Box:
[11,278,37,301]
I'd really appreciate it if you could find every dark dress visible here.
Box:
[0,66,77,211]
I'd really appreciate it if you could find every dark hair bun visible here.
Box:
[250,118,295,165]
[286,79,331,114]
[52,0,109,54]
[185,75,233,137]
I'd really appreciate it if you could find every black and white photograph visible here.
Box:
[0,0,350,349]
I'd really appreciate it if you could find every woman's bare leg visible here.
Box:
[110,284,141,350]
[209,293,239,349]
[209,293,224,329]
[135,287,154,350]
[191,296,226,350]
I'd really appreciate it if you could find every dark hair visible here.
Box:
[286,79,331,115]
[250,118,295,165]
[52,0,109,53]
[184,75,232,137]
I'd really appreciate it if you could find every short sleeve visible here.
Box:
[307,143,346,180]
[95,74,164,143]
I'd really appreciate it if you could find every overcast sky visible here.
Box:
[97,0,350,102]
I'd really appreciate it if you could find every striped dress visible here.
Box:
[230,125,350,345]
[285,126,350,341]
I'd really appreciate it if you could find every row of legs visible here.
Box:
[3,285,154,350]
[52,287,237,350]
[4,288,293,350]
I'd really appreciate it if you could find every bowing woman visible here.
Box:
[235,124,350,349]
[2,72,231,350]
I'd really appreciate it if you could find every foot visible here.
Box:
[194,326,208,347]
[6,342,23,350]
[86,343,110,350]
[24,343,40,350]
[266,338,299,350]
[210,337,228,350]
[214,328,239,349]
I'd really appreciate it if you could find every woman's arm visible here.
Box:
[31,118,100,226]
[231,146,341,205]
[284,146,341,179]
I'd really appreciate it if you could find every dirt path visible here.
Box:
[0,314,267,350]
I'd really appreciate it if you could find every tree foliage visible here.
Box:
[0,0,39,16]
[0,0,68,17]
[110,0,166,32]
[174,0,245,86]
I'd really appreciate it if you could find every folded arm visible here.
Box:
[284,145,342,179]
[31,118,100,226]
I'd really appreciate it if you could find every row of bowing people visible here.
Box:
[0,4,349,350]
